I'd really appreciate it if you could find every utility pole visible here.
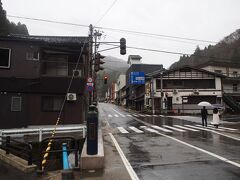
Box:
[151,78,155,115]
[93,30,102,103]
[160,72,163,114]
[89,24,93,105]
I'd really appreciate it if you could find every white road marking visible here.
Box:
[185,125,240,141]
[127,114,132,117]
[143,127,160,133]
[133,114,139,117]
[129,126,144,133]
[208,125,238,131]
[196,125,225,132]
[145,114,151,117]
[163,125,186,132]
[117,127,129,134]
[112,108,126,117]
[174,125,199,132]
[159,115,164,117]
[109,133,139,180]
[108,114,113,118]
[139,126,146,129]
[139,114,146,117]
[114,114,119,117]
[151,125,173,133]
[152,115,158,117]
[140,128,240,168]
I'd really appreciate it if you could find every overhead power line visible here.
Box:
[103,43,239,62]
[95,26,218,44]
[7,14,216,44]
[95,0,118,26]
[7,15,89,28]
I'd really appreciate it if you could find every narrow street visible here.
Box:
[99,103,240,180]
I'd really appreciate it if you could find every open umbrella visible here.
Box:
[211,104,224,109]
[198,101,212,107]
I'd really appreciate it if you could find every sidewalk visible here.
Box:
[76,114,132,180]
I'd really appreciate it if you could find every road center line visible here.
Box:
[109,133,139,180]
[141,127,240,168]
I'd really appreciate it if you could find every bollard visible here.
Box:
[87,105,98,155]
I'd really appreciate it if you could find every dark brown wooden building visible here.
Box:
[0,35,90,128]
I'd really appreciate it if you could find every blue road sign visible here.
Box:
[87,85,94,92]
[129,72,145,85]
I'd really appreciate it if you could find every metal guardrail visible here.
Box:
[0,125,86,143]
[0,136,33,165]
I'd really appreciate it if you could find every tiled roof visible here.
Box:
[0,34,89,45]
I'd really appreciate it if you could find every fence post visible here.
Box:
[39,128,42,142]
[6,136,10,154]
[83,127,86,138]
[28,142,33,165]
[0,131,2,146]
[74,140,78,168]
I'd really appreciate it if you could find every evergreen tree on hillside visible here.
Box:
[0,0,29,35]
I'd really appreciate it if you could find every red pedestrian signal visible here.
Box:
[104,76,108,84]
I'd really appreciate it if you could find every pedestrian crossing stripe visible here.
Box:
[163,125,186,132]
[114,114,119,117]
[129,126,144,133]
[208,125,238,131]
[108,114,113,118]
[142,127,159,133]
[117,127,129,134]
[195,125,225,132]
[151,125,173,133]
[174,125,199,132]
[126,114,132,117]
[145,114,151,117]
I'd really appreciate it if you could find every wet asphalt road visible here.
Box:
[99,103,240,180]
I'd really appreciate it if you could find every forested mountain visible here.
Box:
[170,29,240,69]
[0,0,28,35]
[96,56,129,99]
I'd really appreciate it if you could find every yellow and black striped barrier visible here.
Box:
[41,117,60,171]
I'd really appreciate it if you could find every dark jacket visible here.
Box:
[201,108,208,118]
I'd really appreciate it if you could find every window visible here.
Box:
[0,48,11,68]
[233,71,238,77]
[44,55,68,76]
[233,84,238,92]
[26,51,39,60]
[42,96,64,111]
[11,96,22,112]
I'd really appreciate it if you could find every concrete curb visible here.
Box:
[0,149,37,173]
[80,129,104,169]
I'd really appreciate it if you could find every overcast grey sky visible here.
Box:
[2,0,240,68]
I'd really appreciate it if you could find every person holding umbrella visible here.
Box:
[201,106,208,127]
[198,101,211,127]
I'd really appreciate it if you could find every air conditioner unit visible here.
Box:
[67,93,77,101]
[173,89,178,94]
[73,70,81,77]
[193,89,199,94]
